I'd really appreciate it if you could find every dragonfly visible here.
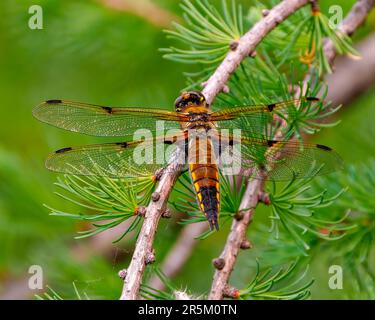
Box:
[33,91,343,230]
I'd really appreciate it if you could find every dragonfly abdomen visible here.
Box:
[187,133,220,230]
[189,164,220,230]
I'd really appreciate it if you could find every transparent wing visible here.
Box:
[215,134,343,181]
[45,134,187,178]
[33,100,184,137]
[209,97,319,136]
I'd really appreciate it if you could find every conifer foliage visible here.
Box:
[43,0,375,300]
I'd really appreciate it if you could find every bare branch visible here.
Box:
[120,166,181,300]
[202,0,312,104]
[208,0,375,300]
[148,222,207,291]
[326,33,375,107]
[206,0,318,301]
[208,178,265,300]
[324,0,375,66]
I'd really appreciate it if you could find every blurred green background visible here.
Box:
[0,0,374,299]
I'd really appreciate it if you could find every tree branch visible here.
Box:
[208,0,375,300]
[324,0,375,67]
[208,178,265,300]
[148,222,207,291]
[120,168,181,300]
[202,0,312,104]
[326,33,375,107]
[119,0,313,300]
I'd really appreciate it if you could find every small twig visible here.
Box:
[324,0,375,66]
[310,0,320,15]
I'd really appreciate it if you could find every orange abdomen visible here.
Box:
[188,135,220,230]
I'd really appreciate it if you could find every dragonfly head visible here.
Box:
[174,91,207,112]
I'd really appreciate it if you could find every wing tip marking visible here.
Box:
[115,142,128,148]
[101,106,113,114]
[267,103,275,111]
[316,144,332,151]
[46,99,63,104]
[55,147,73,154]
[306,96,319,102]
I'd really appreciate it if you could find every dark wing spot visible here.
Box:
[306,97,319,102]
[102,106,113,114]
[56,147,72,154]
[115,142,128,148]
[267,140,277,147]
[46,99,62,104]
[165,136,180,144]
[316,144,332,151]
[267,103,276,112]
[164,140,173,145]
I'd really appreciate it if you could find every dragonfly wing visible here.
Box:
[215,134,343,181]
[33,100,183,137]
[209,97,319,136]
[45,134,187,178]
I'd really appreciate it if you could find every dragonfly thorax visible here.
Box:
[187,112,209,122]
[174,91,208,112]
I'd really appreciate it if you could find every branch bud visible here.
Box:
[222,84,230,94]
[275,15,283,25]
[229,41,239,51]
[262,9,270,17]
[162,208,172,219]
[258,192,271,205]
[223,284,240,299]
[249,50,257,58]
[134,206,146,217]
[118,269,127,280]
[153,168,164,182]
[234,210,244,220]
[145,249,156,265]
[213,258,225,270]
[151,192,160,202]
[240,239,253,250]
